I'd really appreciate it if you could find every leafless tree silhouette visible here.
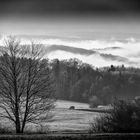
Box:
[0,37,55,133]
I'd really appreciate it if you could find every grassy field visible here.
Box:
[0,100,140,139]
[0,100,99,133]
[47,100,100,132]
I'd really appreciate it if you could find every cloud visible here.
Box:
[100,53,129,63]
[47,50,133,67]
[46,45,134,65]
[46,45,97,55]
[130,52,140,58]
[0,35,140,67]
[43,38,140,67]
[92,46,122,51]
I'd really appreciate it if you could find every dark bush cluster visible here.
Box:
[0,124,12,134]
[90,99,140,133]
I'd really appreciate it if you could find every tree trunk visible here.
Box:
[15,102,21,133]
[21,120,26,133]
[15,119,21,133]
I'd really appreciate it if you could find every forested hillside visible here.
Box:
[11,56,139,106]
[50,58,140,106]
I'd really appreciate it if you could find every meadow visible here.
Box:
[48,100,99,132]
[0,100,99,133]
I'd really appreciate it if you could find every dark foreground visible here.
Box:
[0,133,140,140]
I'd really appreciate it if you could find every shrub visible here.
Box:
[36,124,50,134]
[69,106,75,110]
[89,96,102,108]
[0,124,12,134]
[90,99,140,133]
[24,124,50,134]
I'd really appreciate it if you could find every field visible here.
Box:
[0,100,100,133]
[0,101,140,139]
[47,100,100,132]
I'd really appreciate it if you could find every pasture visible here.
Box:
[0,100,99,133]
[47,100,99,132]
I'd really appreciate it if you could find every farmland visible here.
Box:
[47,100,100,132]
[0,100,99,133]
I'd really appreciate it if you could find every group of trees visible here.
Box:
[51,59,140,106]
[90,98,140,133]
[51,58,100,102]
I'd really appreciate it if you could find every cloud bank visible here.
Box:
[0,36,140,67]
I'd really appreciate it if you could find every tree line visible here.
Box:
[50,58,140,106]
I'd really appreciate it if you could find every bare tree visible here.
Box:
[0,37,55,133]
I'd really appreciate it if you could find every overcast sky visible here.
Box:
[0,0,140,16]
[0,0,140,35]
[0,0,140,67]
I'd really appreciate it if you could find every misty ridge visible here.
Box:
[45,45,130,63]
[16,38,138,66]
[0,42,136,67]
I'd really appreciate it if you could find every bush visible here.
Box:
[0,124,12,134]
[24,124,50,134]
[90,99,140,133]
[89,96,102,108]
[35,124,50,134]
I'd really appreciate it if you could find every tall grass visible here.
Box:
[0,124,13,134]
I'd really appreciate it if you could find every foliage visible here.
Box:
[51,58,140,105]
[0,124,12,134]
[90,99,140,133]
[35,124,50,134]
[23,124,50,134]
[89,96,102,108]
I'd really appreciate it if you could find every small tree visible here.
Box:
[0,37,55,133]
[100,86,113,105]
[89,96,102,108]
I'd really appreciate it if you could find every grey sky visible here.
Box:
[0,0,140,36]
[0,0,140,17]
[0,0,140,67]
